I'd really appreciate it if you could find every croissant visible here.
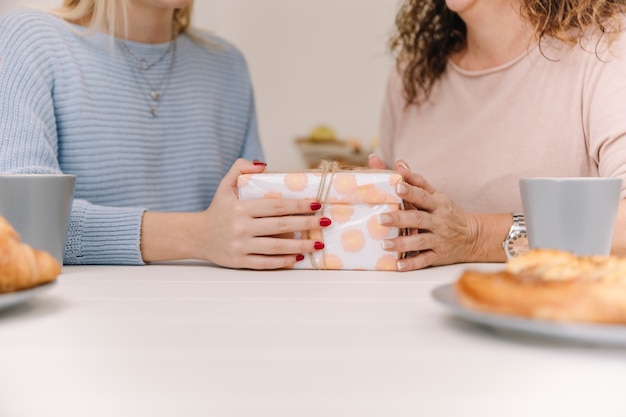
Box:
[0,216,61,293]
[456,249,626,324]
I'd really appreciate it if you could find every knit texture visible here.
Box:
[0,9,264,264]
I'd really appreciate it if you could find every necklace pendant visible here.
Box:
[151,108,157,117]
[151,90,159,100]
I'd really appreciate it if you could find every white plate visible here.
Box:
[432,283,626,347]
[0,281,57,312]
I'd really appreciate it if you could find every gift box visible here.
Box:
[237,169,404,270]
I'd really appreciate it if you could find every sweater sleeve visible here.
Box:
[0,11,146,265]
[240,94,264,162]
[231,47,264,162]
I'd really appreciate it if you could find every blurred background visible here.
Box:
[1,0,400,170]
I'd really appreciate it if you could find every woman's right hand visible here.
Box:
[199,158,330,269]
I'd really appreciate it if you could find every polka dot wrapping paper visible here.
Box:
[237,170,404,270]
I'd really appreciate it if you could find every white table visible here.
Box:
[1,262,625,417]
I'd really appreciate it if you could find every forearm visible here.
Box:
[468,213,512,263]
[140,211,206,263]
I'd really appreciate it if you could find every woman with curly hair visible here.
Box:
[0,0,330,268]
[370,0,626,270]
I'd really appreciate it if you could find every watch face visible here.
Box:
[507,232,529,257]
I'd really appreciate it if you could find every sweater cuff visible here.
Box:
[65,199,146,265]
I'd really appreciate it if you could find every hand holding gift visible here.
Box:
[238,163,405,270]
[370,155,492,271]
[142,159,332,270]
[203,159,336,269]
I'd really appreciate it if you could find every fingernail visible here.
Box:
[395,159,409,171]
[380,240,393,249]
[396,183,408,195]
[397,260,406,271]
[253,160,267,166]
[310,202,322,211]
[377,214,391,225]
[314,241,325,250]
[320,217,332,227]
[368,153,378,160]
[296,254,305,262]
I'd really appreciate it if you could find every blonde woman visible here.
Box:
[370,0,626,270]
[0,0,330,268]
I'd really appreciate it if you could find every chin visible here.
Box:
[444,0,478,13]
[149,0,194,9]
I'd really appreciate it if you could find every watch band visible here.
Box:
[503,212,528,260]
[511,212,525,231]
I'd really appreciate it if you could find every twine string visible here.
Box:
[308,161,340,269]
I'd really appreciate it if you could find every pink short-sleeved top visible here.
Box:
[379,33,626,213]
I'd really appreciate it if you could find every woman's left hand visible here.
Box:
[372,158,484,271]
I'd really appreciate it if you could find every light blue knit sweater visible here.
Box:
[0,9,264,265]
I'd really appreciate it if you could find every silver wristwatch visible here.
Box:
[502,212,528,260]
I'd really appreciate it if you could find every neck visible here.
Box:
[451,2,534,70]
[115,1,176,43]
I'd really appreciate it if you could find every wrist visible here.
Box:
[141,211,204,262]
[468,213,513,262]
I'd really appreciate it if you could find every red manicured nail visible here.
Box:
[253,160,267,166]
[296,254,305,262]
[314,241,325,250]
[320,217,332,227]
[310,202,322,211]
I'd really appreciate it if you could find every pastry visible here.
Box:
[455,249,626,324]
[0,215,61,293]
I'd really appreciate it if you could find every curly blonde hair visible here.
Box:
[51,0,192,39]
[391,0,626,105]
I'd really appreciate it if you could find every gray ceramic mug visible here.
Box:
[519,177,622,256]
[0,174,75,264]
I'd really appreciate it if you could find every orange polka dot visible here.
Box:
[388,174,402,186]
[356,184,390,204]
[367,214,392,240]
[341,228,365,253]
[354,184,374,202]
[384,192,402,204]
[324,195,344,204]
[376,254,398,271]
[332,173,358,195]
[237,174,251,187]
[318,253,343,270]
[329,204,354,224]
[284,173,308,192]
[263,191,283,199]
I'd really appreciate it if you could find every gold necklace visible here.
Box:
[117,37,177,117]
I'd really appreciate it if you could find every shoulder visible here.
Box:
[0,8,62,35]
[569,17,626,64]
[183,28,251,71]
[382,65,407,109]
[0,8,67,54]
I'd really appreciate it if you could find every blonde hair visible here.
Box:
[51,0,193,39]
[391,0,626,105]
